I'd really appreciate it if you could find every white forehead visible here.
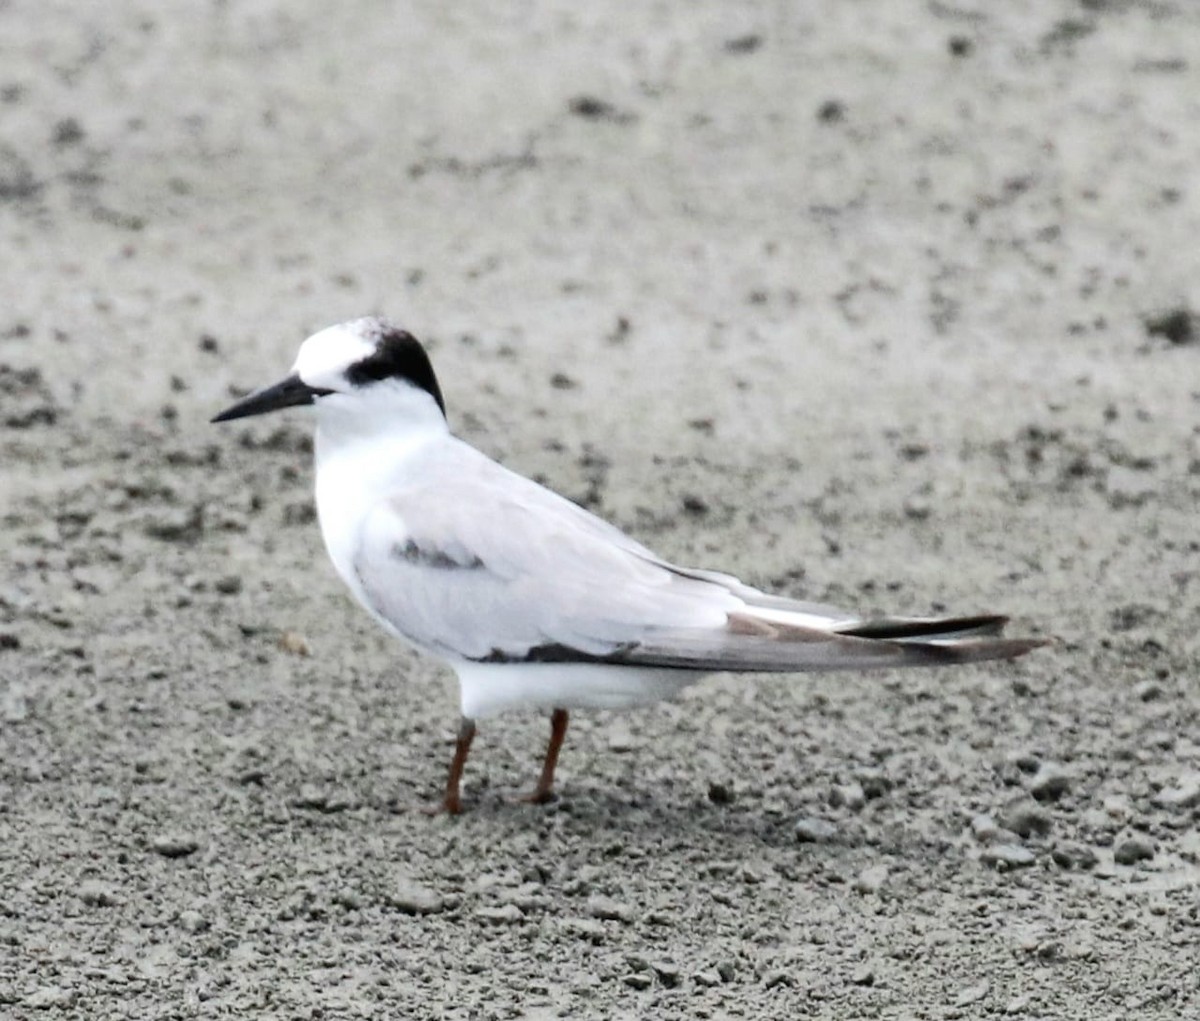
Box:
[292,321,376,388]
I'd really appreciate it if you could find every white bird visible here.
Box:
[213,317,1045,814]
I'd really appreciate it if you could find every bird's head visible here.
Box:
[211,317,446,425]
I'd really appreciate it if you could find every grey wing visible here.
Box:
[350,465,739,663]
[352,449,1045,670]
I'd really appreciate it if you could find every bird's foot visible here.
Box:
[423,793,465,816]
[386,793,465,816]
[512,786,558,806]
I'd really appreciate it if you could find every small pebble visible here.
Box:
[333,889,364,910]
[981,844,1036,870]
[326,789,358,812]
[948,34,973,57]
[902,497,932,521]
[1051,843,1099,870]
[1103,795,1131,820]
[78,880,120,907]
[503,882,547,912]
[651,961,680,987]
[23,987,75,1009]
[829,782,866,811]
[1143,729,1175,751]
[817,99,846,123]
[999,799,1052,839]
[292,786,328,810]
[855,769,892,799]
[1151,773,1200,811]
[622,972,653,990]
[214,574,242,595]
[694,969,723,988]
[384,882,445,915]
[1029,764,1071,802]
[956,979,990,1007]
[476,904,524,925]
[971,814,1019,845]
[278,631,311,657]
[1113,836,1155,865]
[795,817,837,843]
[587,895,632,922]
[607,726,635,752]
[854,865,889,895]
[178,909,209,933]
[1134,680,1164,702]
[1008,750,1042,773]
[144,507,203,543]
[1144,307,1195,345]
[2,689,29,723]
[724,33,763,54]
[850,965,875,986]
[763,969,793,989]
[564,917,607,942]
[292,787,352,811]
[707,781,735,805]
[1106,467,1157,507]
[151,834,199,859]
[568,95,628,122]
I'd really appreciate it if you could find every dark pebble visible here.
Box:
[1030,765,1071,802]
[724,34,763,54]
[1113,837,1155,865]
[1051,843,1099,870]
[151,835,199,859]
[1000,799,1052,839]
[707,781,735,805]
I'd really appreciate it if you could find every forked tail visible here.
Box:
[619,609,1048,673]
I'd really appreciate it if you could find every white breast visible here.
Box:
[312,412,441,629]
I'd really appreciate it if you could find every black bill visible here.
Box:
[211,373,332,423]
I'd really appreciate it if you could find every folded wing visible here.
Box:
[351,448,1045,671]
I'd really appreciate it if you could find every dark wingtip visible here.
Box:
[840,614,1010,641]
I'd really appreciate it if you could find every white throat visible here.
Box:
[312,381,449,607]
[315,378,444,446]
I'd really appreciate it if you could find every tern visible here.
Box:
[213,317,1045,814]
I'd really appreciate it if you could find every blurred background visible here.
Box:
[2,2,1198,1017]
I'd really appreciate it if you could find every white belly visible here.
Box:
[454,660,706,719]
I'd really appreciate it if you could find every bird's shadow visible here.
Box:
[385,782,884,858]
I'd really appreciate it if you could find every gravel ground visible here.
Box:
[3,2,1200,1018]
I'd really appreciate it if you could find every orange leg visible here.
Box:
[427,716,475,815]
[522,708,569,804]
